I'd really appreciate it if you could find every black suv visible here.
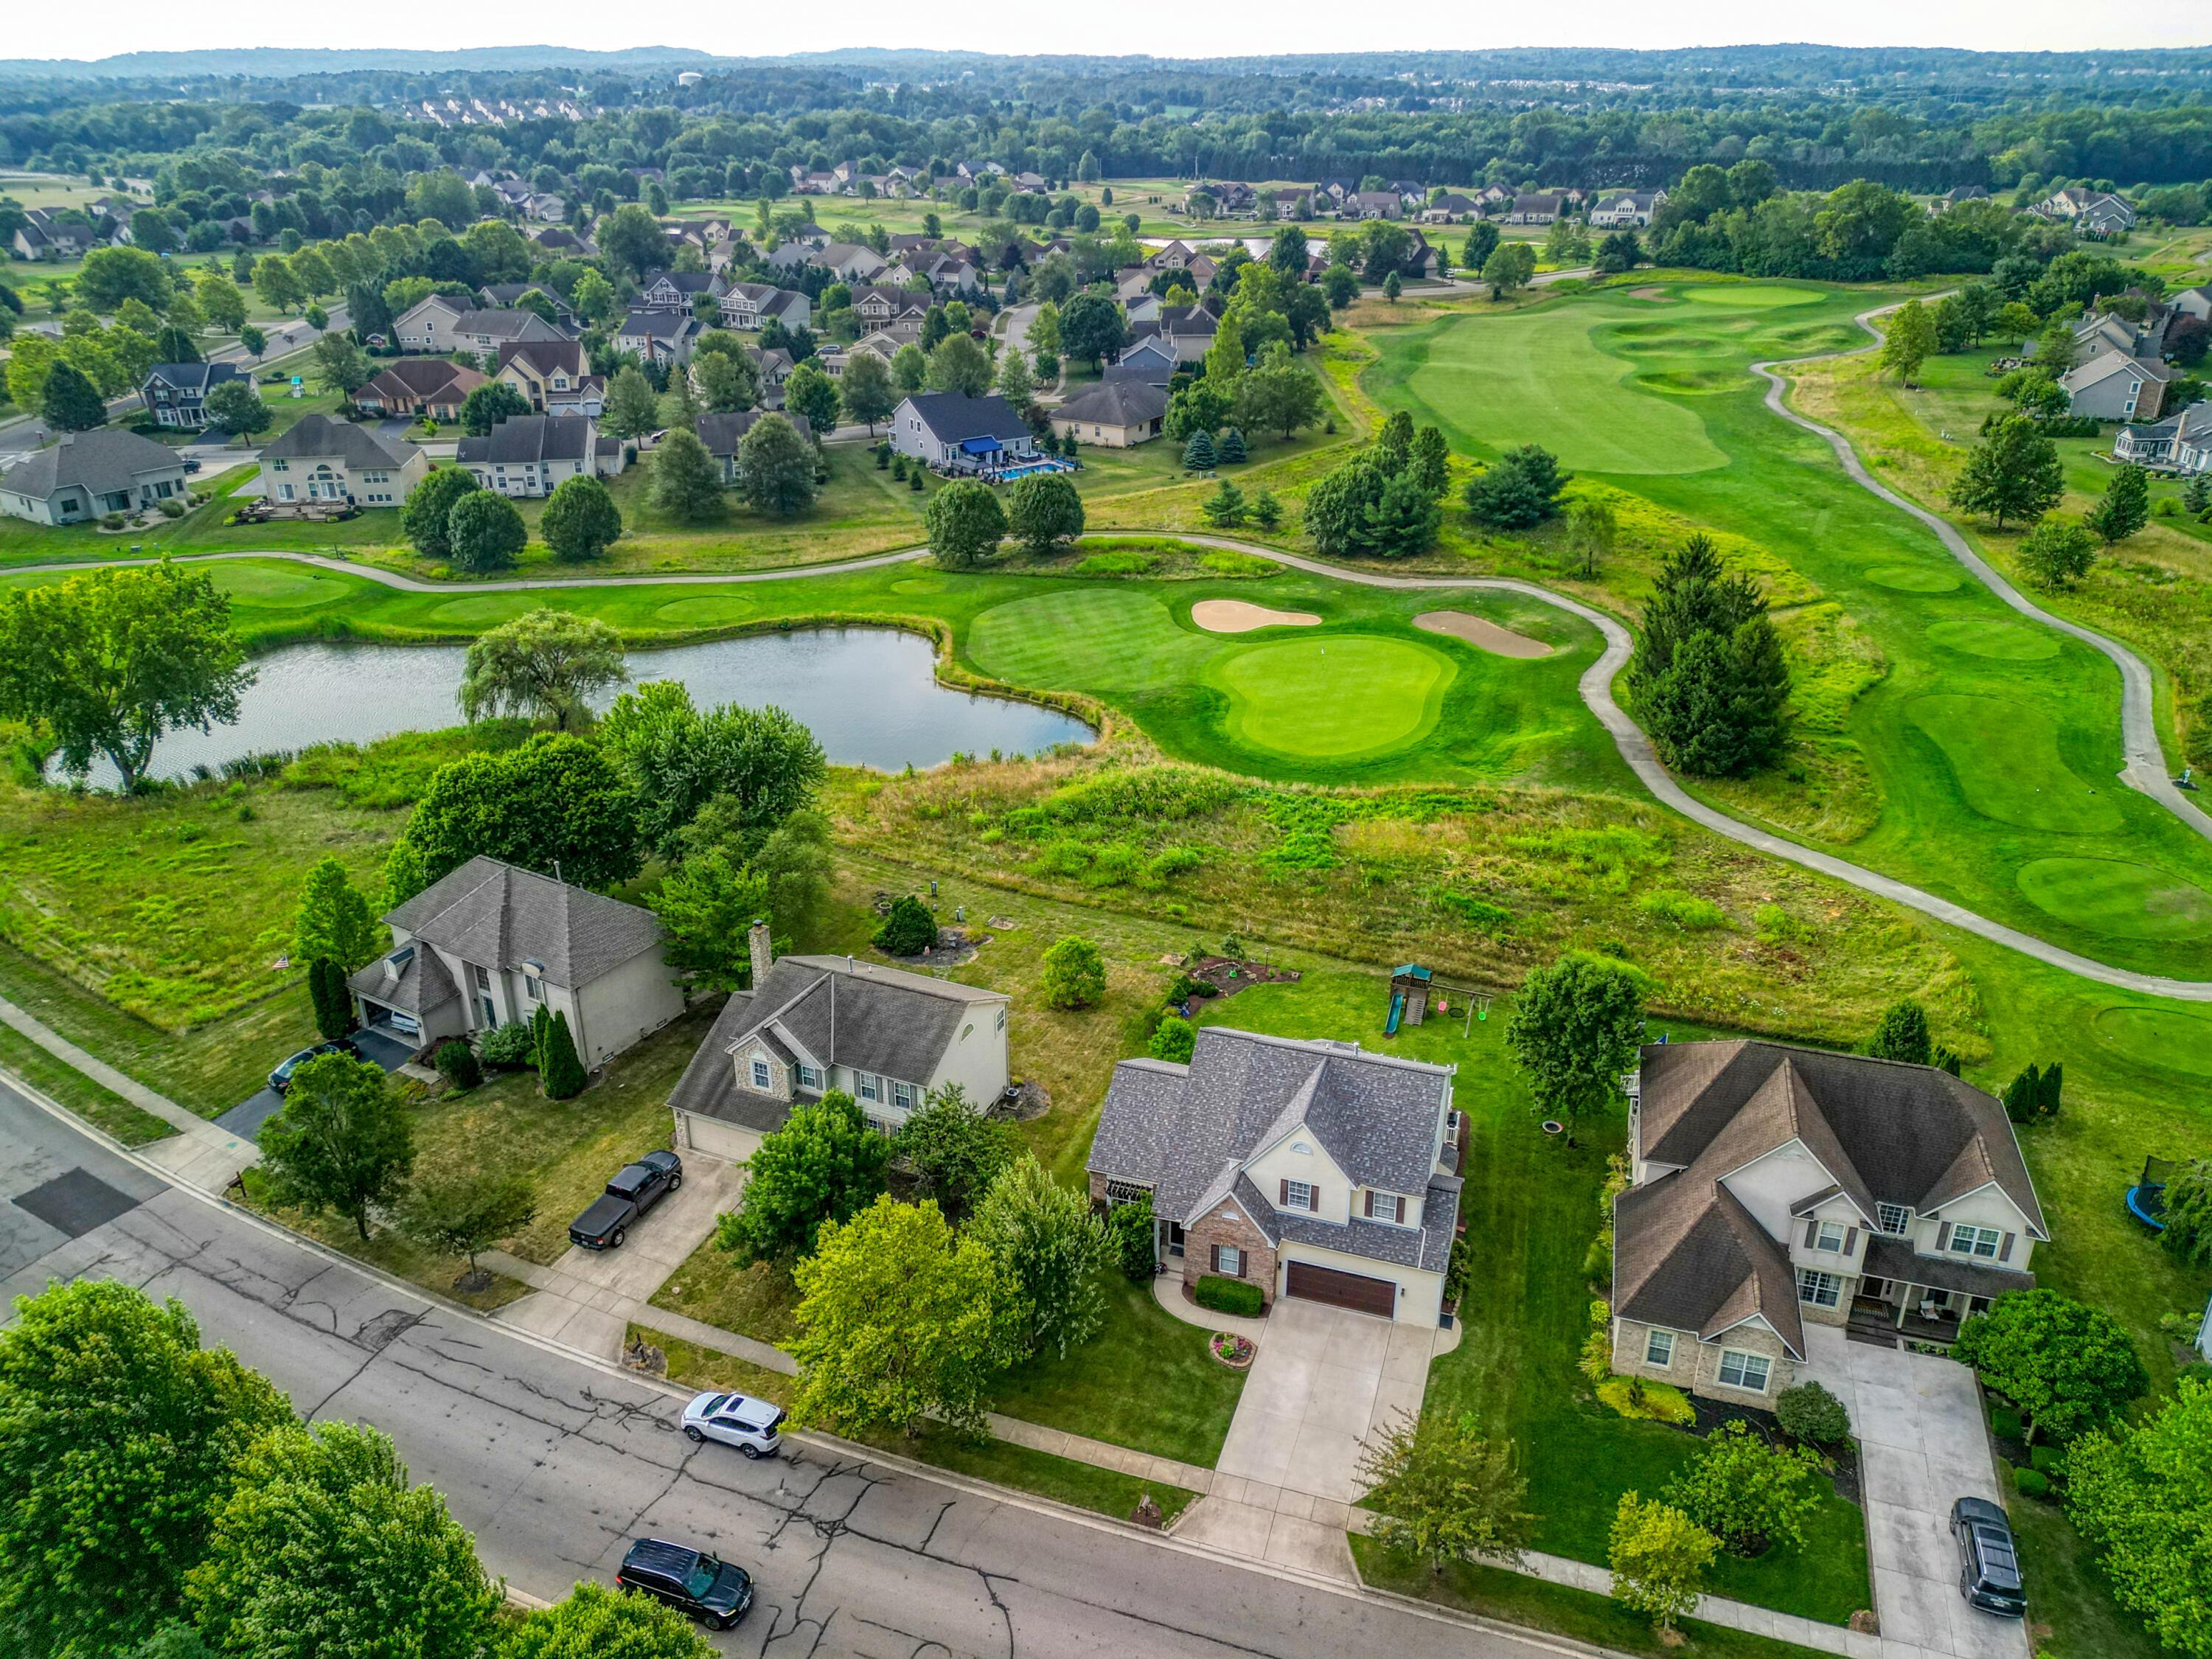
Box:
[268,1036,361,1095]
[568,1150,683,1251]
[616,1537,752,1630]
[1951,1496,2027,1617]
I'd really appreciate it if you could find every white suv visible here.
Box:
[680,1391,785,1459]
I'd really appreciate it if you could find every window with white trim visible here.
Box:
[857,1073,881,1102]
[892,1080,916,1111]
[796,1063,821,1091]
[1644,1329,1675,1367]
[1214,1244,1242,1278]
[1950,1224,2002,1259]
[523,973,543,1001]
[1282,1180,1313,1213]
[1798,1269,1843,1308]
[1877,1203,1912,1235]
[1815,1220,1848,1252]
[1717,1350,1771,1391]
[750,1058,772,1091]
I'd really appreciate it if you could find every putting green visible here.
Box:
[425,594,547,627]
[208,564,359,609]
[1210,635,1454,760]
[1865,566,1962,594]
[652,596,754,627]
[1681,284,1823,308]
[2090,1004,2212,1071]
[1926,619,2062,661]
[2017,858,2212,941]
[1905,695,2124,835]
[968,588,1212,695]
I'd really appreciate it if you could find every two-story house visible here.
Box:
[717,281,811,333]
[349,856,684,1071]
[849,284,931,333]
[141,361,244,431]
[1087,1027,1463,1326]
[493,340,605,417]
[1588,189,1669,228]
[393,297,568,356]
[667,929,1011,1163]
[455,414,624,495]
[614,309,703,366]
[1610,1041,2047,1405]
[636,269,727,313]
[258,416,428,507]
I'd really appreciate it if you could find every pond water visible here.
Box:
[70,627,1094,787]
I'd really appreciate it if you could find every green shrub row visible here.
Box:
[1194,1275,1265,1318]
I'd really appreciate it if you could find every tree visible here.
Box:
[1627,533,1791,778]
[1880,298,1939,383]
[1040,934,1106,1010]
[309,332,371,399]
[839,349,897,431]
[782,361,841,435]
[386,732,641,902]
[39,360,108,431]
[1006,471,1085,554]
[257,1053,414,1240]
[1464,444,1568,527]
[602,365,662,441]
[1593,229,1641,274]
[892,341,928,394]
[1482,241,1537,298]
[397,1168,536,1287]
[502,1582,717,1659]
[925,332,993,397]
[0,560,252,792]
[237,324,267,361]
[748,807,835,943]
[716,1091,890,1262]
[2160,1159,2212,1266]
[458,608,627,731]
[447,488,528,573]
[649,846,769,990]
[1231,355,1324,440]
[307,956,352,1041]
[293,855,380,971]
[1664,1421,1823,1557]
[2031,323,2076,376]
[925,479,1007,567]
[401,467,480,562]
[539,473,622,563]
[599,202,669,279]
[187,1420,501,1659]
[1148,1014,1197,1062]
[599,681,825,858]
[1865,998,1933,1064]
[649,427,726,524]
[1201,479,1247,527]
[1462,223,1502,274]
[459,379,530,436]
[203,378,272,437]
[1565,498,1617,579]
[0,1280,293,1659]
[1357,1411,1536,1576]
[2065,1377,2212,1659]
[1503,953,1644,1144]
[77,245,173,311]
[1182,428,1218,470]
[872,892,938,956]
[2086,463,2151,544]
[538,1009,586,1099]
[1203,310,1247,388]
[2017,516,2098,588]
[1952,1290,2146,1444]
[994,345,1036,410]
[1609,1495,1718,1635]
[790,1194,1018,1438]
[1322,263,1360,309]
[1950,414,2064,529]
[894,1083,1012,1222]
[1251,487,1282,531]
[1381,270,1404,303]
[693,348,758,414]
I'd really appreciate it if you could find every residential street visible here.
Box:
[0,1074,1568,1659]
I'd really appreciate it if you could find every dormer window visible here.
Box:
[750,1057,771,1091]
[1364,1190,1408,1225]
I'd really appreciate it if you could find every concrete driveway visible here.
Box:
[1798,1326,2029,1659]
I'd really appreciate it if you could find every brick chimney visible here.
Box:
[747,918,773,984]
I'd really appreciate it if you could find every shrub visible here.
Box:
[434,1039,481,1091]
[1664,1421,1823,1557]
[873,894,938,956]
[537,1010,586,1099]
[156,496,187,518]
[1990,1405,2025,1441]
[1194,1275,1264,1318]
[1776,1381,1851,1447]
[478,1022,536,1071]
[2030,1443,2064,1475]
[1598,1376,1697,1425]
[1040,935,1106,1010]
[1637,888,1728,930]
[1107,1195,1157,1281]
[1083,842,1143,887]
[1148,1015,1196,1063]
[2013,1468,2050,1499]
[101,511,126,529]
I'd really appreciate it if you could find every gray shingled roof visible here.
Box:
[145,361,241,395]
[900,392,1029,445]
[0,429,181,501]
[694,409,810,455]
[456,414,601,465]
[347,939,459,1018]
[1055,379,1168,428]
[383,856,663,989]
[261,414,421,471]
[449,307,567,344]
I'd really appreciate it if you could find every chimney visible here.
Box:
[747,918,773,983]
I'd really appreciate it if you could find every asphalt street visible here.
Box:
[0,1076,1567,1659]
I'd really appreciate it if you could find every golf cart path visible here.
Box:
[1752,302,2212,849]
[10,529,2210,997]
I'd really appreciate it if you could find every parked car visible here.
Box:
[680,1391,785,1459]
[268,1036,361,1095]
[568,1150,683,1251]
[1951,1496,2027,1617]
[615,1537,753,1631]
[182,458,201,473]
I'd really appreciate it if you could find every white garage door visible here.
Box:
[675,1111,761,1164]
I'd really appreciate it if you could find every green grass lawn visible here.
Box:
[0,1016,173,1145]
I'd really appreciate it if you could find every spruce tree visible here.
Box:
[2085,464,2150,544]
[538,1009,586,1099]
[1182,428,1217,470]
[1216,427,1248,465]
[1629,534,1791,777]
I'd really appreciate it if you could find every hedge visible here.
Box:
[1194,1275,1264,1318]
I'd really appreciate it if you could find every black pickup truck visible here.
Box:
[568,1150,683,1251]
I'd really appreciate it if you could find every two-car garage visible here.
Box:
[1284,1259,1402,1319]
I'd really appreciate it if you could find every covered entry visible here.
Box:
[1285,1259,1397,1318]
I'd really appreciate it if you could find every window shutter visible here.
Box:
[1209,1244,1221,1273]
[1843,1228,1859,1256]
[1393,1195,1406,1224]
[1363,1190,1374,1219]
[1935,1222,1950,1251]
[1279,1178,1290,1206]
[1802,1220,1818,1248]
[1999,1232,2015,1262]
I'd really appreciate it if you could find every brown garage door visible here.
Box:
[1284,1261,1397,1318]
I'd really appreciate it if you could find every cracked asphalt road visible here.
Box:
[0,1079,1563,1659]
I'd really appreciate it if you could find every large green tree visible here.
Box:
[1464,444,1568,528]
[736,411,818,517]
[838,349,897,432]
[0,560,253,791]
[39,361,108,432]
[649,427,726,523]
[400,467,481,563]
[2065,1377,2212,1659]
[538,473,623,562]
[445,490,527,573]
[1879,298,1938,383]
[2017,516,2098,588]
[457,608,627,731]
[1005,471,1084,555]
[293,855,381,971]
[1503,952,1644,1144]
[500,1582,717,1659]
[395,1169,537,1287]
[925,479,1007,566]
[385,732,641,902]
[791,1194,1018,1438]
[459,380,530,437]
[0,1281,293,1659]
[601,365,662,441]
[893,1083,1012,1224]
[782,361,840,435]
[648,846,770,990]
[597,679,826,858]
[1950,414,2064,529]
[1626,533,1791,777]
[1231,347,1325,440]
[203,378,272,437]
[968,1155,1112,1360]
[925,333,993,397]
[257,1053,415,1240]
[1356,1411,1537,1576]
[1952,1290,2146,1444]
[1056,291,1126,367]
[76,245,174,311]
[1663,1420,1822,1557]
[187,1421,502,1659]
[715,1090,891,1262]
[2086,463,2151,544]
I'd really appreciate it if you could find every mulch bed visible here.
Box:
[1684,1395,1862,1506]
[992,1079,1051,1122]
[882,925,988,970]
[1189,956,1301,999]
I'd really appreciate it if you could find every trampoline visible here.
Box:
[2127,1155,2177,1232]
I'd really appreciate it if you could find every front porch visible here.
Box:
[1845,1235,2031,1351]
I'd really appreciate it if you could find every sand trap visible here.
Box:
[1192,599,1321,634]
[1627,285,1673,302]
[1415,611,1554,658]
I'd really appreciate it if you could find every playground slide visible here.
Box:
[1385,992,1405,1036]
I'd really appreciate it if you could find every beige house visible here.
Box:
[494,340,605,418]
[1088,1028,1461,1326]
[667,934,1010,1163]
[1611,1041,2047,1405]
[348,857,685,1071]
[1050,379,1167,448]
[258,416,428,507]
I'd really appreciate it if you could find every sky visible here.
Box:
[10,1,2205,62]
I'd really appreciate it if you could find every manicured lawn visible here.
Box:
[651,1239,803,1349]
[240,1164,535,1315]
[0,1017,173,1145]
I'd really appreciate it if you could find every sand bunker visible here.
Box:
[1627,285,1673,302]
[1192,599,1321,633]
[1415,611,1554,658]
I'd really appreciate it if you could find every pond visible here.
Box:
[69,627,1094,787]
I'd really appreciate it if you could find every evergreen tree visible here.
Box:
[1950,414,2064,529]
[1201,479,1248,527]
[1408,425,1451,498]
[1182,428,1217,470]
[538,1009,586,1099]
[737,412,818,518]
[1866,999,1933,1065]
[1627,535,1792,777]
[2085,463,2150,544]
[1216,426,1248,464]
[40,361,108,432]
[650,428,726,523]
[307,958,351,1041]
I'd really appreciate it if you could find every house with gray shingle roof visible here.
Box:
[667,935,1009,1163]
[0,429,189,525]
[260,415,428,507]
[1611,1041,2046,1405]
[1087,1027,1462,1325]
[455,414,622,495]
[349,855,683,1069]
[1050,378,1168,447]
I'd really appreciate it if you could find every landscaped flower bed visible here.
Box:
[1209,1332,1256,1370]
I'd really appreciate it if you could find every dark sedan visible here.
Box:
[268,1037,361,1095]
